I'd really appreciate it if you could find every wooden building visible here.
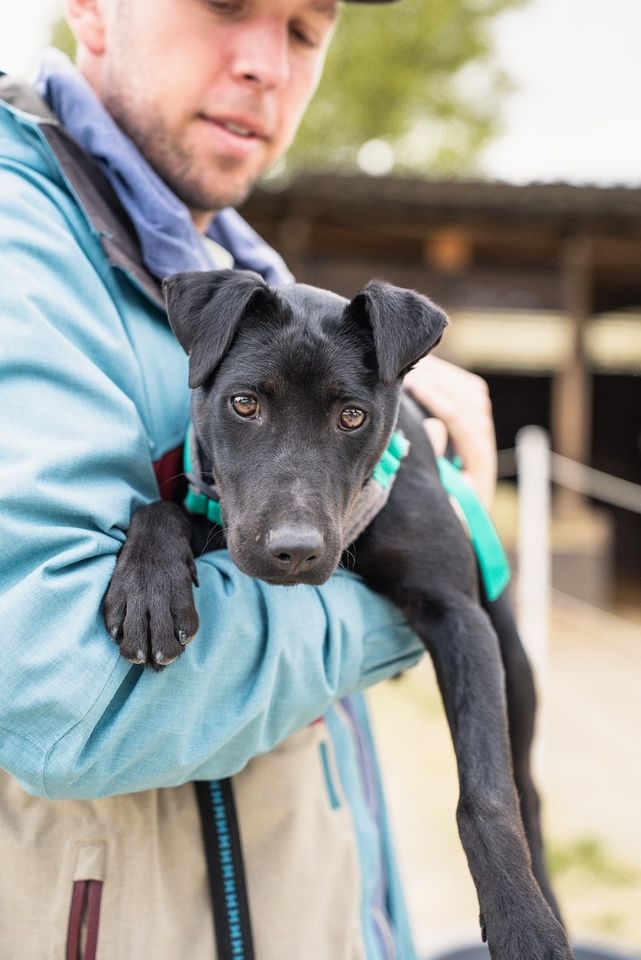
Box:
[242,175,641,589]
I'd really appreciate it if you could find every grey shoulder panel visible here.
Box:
[0,74,164,310]
[0,74,57,122]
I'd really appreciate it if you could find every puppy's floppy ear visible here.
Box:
[162,269,276,388]
[344,280,449,386]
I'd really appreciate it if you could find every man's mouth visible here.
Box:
[202,114,269,142]
[218,120,259,138]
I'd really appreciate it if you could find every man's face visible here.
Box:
[92,0,337,224]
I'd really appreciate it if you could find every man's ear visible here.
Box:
[65,0,106,55]
[162,269,276,388]
[343,280,449,386]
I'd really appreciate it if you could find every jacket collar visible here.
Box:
[0,74,168,310]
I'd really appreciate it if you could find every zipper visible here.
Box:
[66,879,103,960]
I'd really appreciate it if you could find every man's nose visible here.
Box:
[231,18,290,89]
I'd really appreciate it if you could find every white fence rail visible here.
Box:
[549,453,641,515]
[499,437,641,514]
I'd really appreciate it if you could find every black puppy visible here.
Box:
[105,269,573,960]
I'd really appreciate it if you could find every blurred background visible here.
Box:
[2,1,640,957]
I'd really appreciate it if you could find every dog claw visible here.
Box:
[153,649,181,668]
[126,650,146,664]
[177,630,189,646]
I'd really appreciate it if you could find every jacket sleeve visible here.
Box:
[0,154,423,800]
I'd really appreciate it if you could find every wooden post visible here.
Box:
[275,214,311,276]
[550,235,593,515]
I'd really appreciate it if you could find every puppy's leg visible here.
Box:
[104,501,199,669]
[418,597,573,959]
[485,587,562,922]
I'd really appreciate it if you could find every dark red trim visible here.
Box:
[153,443,186,503]
[66,880,87,960]
[85,881,103,960]
[66,879,103,960]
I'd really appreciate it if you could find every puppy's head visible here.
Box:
[163,269,448,585]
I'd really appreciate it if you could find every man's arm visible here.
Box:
[0,162,422,801]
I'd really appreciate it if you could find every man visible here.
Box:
[0,1,496,957]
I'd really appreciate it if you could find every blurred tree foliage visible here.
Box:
[51,17,76,62]
[286,0,527,176]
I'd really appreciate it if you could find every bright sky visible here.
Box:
[1,0,639,186]
[485,0,641,185]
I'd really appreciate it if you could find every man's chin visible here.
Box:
[181,184,250,220]
[158,159,259,223]
[180,151,268,214]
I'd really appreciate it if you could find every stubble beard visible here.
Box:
[103,86,259,216]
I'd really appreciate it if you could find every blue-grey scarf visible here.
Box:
[37,49,293,285]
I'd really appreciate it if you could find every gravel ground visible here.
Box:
[368,594,641,959]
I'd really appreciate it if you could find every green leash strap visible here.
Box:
[437,455,511,602]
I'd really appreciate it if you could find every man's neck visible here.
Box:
[191,208,217,234]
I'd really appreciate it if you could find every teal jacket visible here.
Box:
[0,81,422,958]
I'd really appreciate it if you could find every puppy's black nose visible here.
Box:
[267,526,325,575]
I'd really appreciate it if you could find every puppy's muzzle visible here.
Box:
[266,525,325,577]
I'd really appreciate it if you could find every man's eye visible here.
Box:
[338,408,366,431]
[205,1,240,14]
[231,395,260,418]
[290,22,318,49]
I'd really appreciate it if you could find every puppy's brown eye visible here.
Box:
[339,408,366,431]
[231,395,259,418]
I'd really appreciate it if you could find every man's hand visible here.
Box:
[404,355,497,509]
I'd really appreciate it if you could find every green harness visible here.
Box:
[183,426,224,527]
[183,427,510,602]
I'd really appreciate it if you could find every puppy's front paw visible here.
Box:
[485,904,573,960]
[104,502,200,669]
